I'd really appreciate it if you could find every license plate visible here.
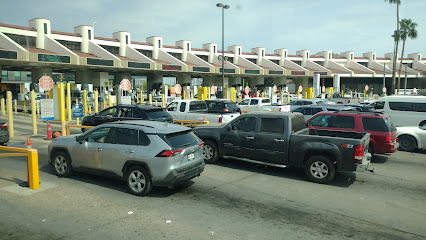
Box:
[188,153,195,160]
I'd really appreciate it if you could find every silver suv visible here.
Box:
[48,121,205,196]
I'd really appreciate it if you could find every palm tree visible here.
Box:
[385,0,401,94]
[397,19,418,92]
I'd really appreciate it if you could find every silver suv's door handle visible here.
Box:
[95,148,102,152]
[274,139,285,142]
[125,150,135,154]
[246,136,254,140]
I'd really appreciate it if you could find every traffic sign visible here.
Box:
[174,84,182,95]
[121,78,131,91]
[272,84,277,93]
[298,85,303,92]
[365,85,369,91]
[41,99,54,120]
[39,74,53,92]
[72,105,84,118]
[211,85,217,95]
[245,86,250,95]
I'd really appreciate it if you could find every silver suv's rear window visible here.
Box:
[165,131,200,148]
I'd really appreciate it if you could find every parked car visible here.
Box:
[396,125,426,152]
[342,104,376,112]
[205,99,240,114]
[292,105,356,120]
[306,111,399,154]
[193,112,372,184]
[166,100,239,124]
[81,105,173,130]
[369,95,426,127]
[286,99,333,111]
[315,93,350,104]
[70,90,94,107]
[0,121,9,145]
[238,97,289,112]
[48,121,205,196]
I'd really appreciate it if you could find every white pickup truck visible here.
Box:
[166,100,239,123]
[238,97,290,112]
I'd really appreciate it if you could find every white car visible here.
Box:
[396,125,426,152]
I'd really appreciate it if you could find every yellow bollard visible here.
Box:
[36,101,40,119]
[89,106,92,115]
[94,90,98,113]
[31,90,37,135]
[7,91,14,137]
[83,90,87,116]
[162,94,165,107]
[140,90,143,105]
[287,93,290,103]
[1,98,4,115]
[23,102,27,114]
[341,90,344,97]
[191,91,193,100]
[108,93,112,107]
[230,87,235,102]
[28,149,39,190]
[60,83,66,136]
[256,90,259,97]
[67,83,72,121]
[182,89,185,100]
[304,92,307,99]
[148,94,152,105]
[77,117,80,125]
[58,84,62,121]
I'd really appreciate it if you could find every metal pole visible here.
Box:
[221,7,225,98]
[404,64,407,95]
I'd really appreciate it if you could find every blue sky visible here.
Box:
[1,0,424,58]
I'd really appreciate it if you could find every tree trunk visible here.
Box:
[392,1,400,95]
[397,40,406,93]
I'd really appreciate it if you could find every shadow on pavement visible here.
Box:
[214,158,356,188]
[39,163,195,197]
[370,154,389,164]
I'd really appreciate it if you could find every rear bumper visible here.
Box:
[152,162,205,187]
[376,141,399,154]
[355,153,372,172]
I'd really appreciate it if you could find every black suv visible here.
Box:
[82,105,173,130]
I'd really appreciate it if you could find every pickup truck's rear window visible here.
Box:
[292,115,306,132]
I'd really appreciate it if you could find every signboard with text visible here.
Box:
[41,99,54,121]
[121,78,131,91]
[38,54,70,63]
[39,75,54,92]
[72,105,84,118]
[121,96,131,105]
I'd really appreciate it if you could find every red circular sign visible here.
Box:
[211,85,217,94]
[39,75,53,91]
[298,85,303,92]
[174,84,182,94]
[245,86,250,95]
[121,79,131,91]
[272,84,277,93]
[365,85,369,91]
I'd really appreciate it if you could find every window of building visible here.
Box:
[2,70,7,81]
[213,46,216,53]
[125,35,129,44]
[238,48,241,55]
[187,43,190,50]
[170,52,182,60]
[260,118,283,134]
[138,49,153,58]
[262,50,264,57]
[247,58,256,64]
[88,30,92,40]
[418,55,421,61]
[284,51,287,58]
[359,62,368,67]
[158,39,161,47]
[351,54,354,60]
[100,45,119,55]
[373,54,376,60]
[14,71,21,81]
[294,61,302,66]
[4,33,36,48]
[198,55,208,62]
[57,40,81,51]
[44,23,48,34]
[306,52,309,58]
[329,53,331,59]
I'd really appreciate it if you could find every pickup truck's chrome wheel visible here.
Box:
[126,166,153,196]
[310,161,328,179]
[202,140,219,164]
[304,156,335,184]
[52,151,73,177]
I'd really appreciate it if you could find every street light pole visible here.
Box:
[217,3,230,98]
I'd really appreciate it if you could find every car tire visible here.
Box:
[304,156,335,184]
[52,151,73,177]
[398,135,417,152]
[202,140,219,164]
[126,166,153,196]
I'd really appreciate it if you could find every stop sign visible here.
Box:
[121,78,131,91]
[245,86,250,95]
[39,74,53,92]
[211,85,217,94]
[272,84,277,93]
[174,84,182,94]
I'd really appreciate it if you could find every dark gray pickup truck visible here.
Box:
[193,112,372,183]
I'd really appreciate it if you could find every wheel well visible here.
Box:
[122,161,152,179]
[202,138,220,153]
[50,148,71,162]
[303,151,337,167]
[398,134,418,147]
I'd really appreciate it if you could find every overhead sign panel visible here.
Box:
[162,65,182,71]
[193,67,210,73]
[314,72,328,75]
[291,71,305,76]
[0,50,18,60]
[38,54,70,63]
[245,69,260,74]
[87,58,114,66]
[269,70,283,75]
[219,68,235,74]
[128,62,150,69]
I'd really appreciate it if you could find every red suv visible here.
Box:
[306,111,399,154]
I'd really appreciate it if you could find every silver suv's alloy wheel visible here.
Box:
[128,170,146,193]
[55,155,68,175]
[310,161,329,179]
